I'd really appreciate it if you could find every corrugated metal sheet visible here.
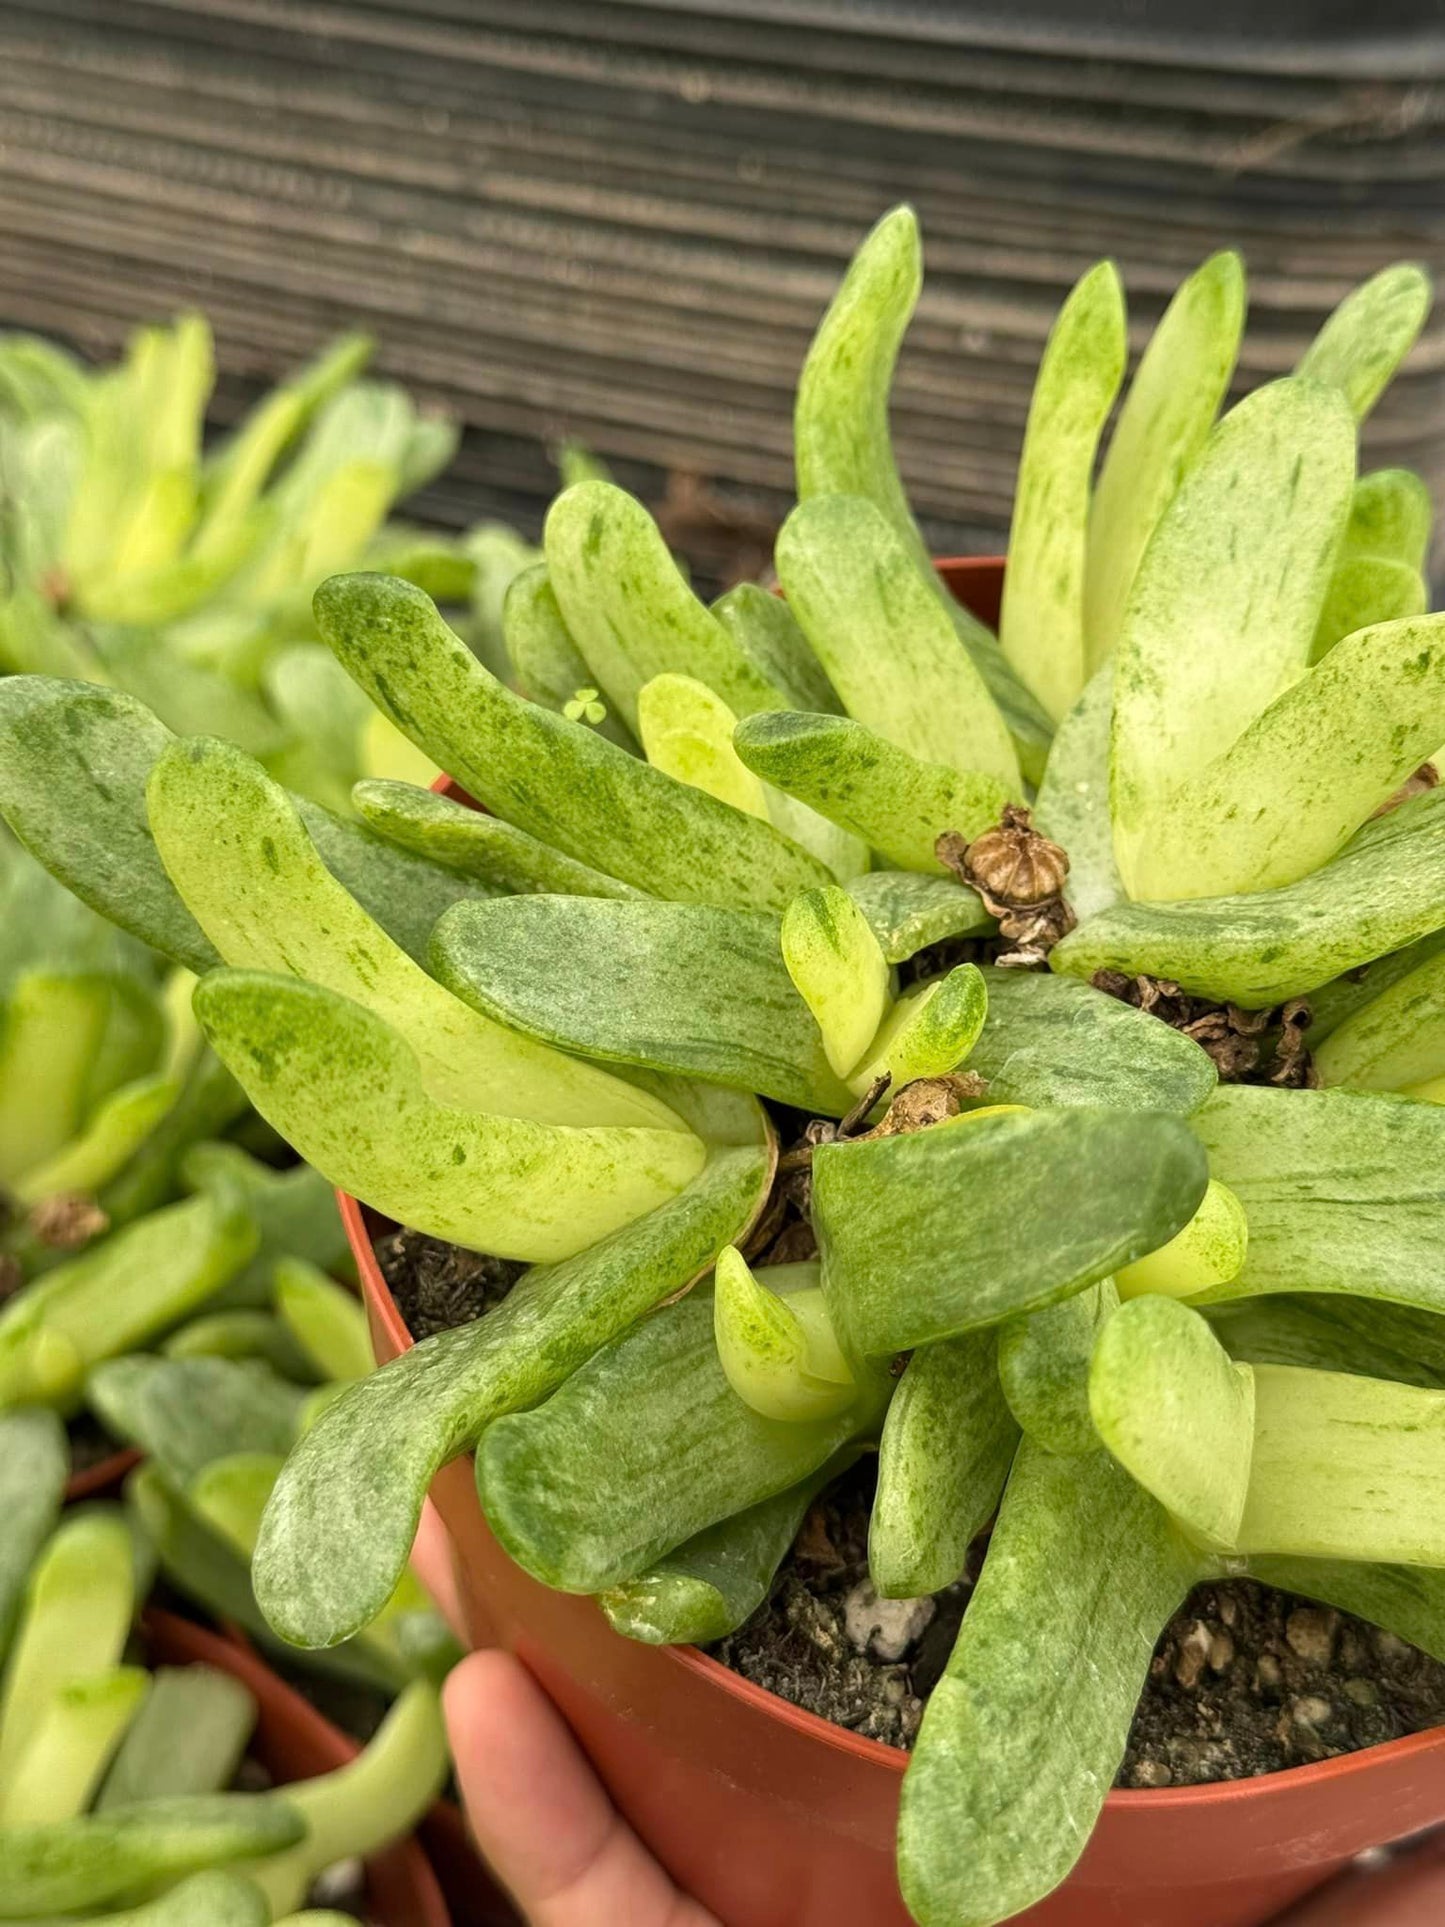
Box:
[1,0,1441,559]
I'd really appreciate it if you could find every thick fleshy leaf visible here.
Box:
[432,895,854,1113]
[245,1680,447,1918]
[0,1192,257,1408]
[274,1259,373,1383]
[711,582,840,716]
[638,674,769,818]
[1313,942,1445,1092]
[1343,468,1433,570]
[1128,613,1445,901]
[0,1796,304,1920]
[849,966,987,1098]
[127,1463,398,1692]
[197,331,371,550]
[1054,787,1445,1007]
[1194,1084,1445,1313]
[87,1356,304,1485]
[780,887,890,1081]
[253,1092,770,1647]
[1296,263,1432,421]
[476,1285,890,1594]
[501,562,637,749]
[1089,1295,1255,1549]
[194,971,703,1263]
[0,677,501,972]
[11,1072,179,1209]
[1000,261,1126,722]
[0,1667,150,1830]
[843,871,992,963]
[148,736,678,1133]
[1208,1294,1445,1390]
[179,1142,349,1310]
[1307,930,1445,1044]
[599,1452,852,1645]
[97,1048,248,1230]
[775,496,1021,793]
[1115,1178,1248,1300]
[639,691,867,880]
[96,1668,257,1809]
[0,972,133,1187]
[277,804,497,969]
[814,1107,1208,1356]
[0,679,217,972]
[1032,662,1123,921]
[316,573,830,914]
[1312,555,1426,662]
[712,1253,855,1423]
[897,1443,1200,1927]
[997,1279,1116,1457]
[0,1409,68,1667]
[733,709,1008,871]
[790,207,1050,775]
[1109,380,1356,892]
[545,482,787,728]
[352,778,638,901]
[870,1332,1017,1598]
[1084,251,1245,671]
[966,967,1216,1113]
[636,674,869,883]
[164,1310,313,1379]
[1235,1365,1445,1563]
[794,207,932,578]
[0,1508,136,1798]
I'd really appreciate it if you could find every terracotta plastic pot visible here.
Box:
[1272,1831,1445,1924]
[143,1607,450,1927]
[339,556,1445,1927]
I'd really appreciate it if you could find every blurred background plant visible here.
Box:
[0,316,551,813]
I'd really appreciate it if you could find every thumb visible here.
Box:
[443,1648,717,1927]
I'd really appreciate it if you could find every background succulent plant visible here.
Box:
[5,208,1445,1926]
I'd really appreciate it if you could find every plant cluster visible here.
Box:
[0,1405,446,1924]
[6,210,1445,1924]
[0,315,551,812]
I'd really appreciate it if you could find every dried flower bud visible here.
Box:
[958,805,1070,907]
[27,1192,109,1251]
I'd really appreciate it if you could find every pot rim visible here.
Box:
[346,541,1445,1816]
[343,1191,1445,1813]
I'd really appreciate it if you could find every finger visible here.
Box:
[443,1648,715,1926]
[408,1498,467,1640]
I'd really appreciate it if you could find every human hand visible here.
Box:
[411,1501,720,1926]
[445,1647,721,1926]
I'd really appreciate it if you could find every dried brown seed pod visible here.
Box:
[958,805,1070,907]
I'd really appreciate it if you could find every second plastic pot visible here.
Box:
[144,1607,450,1927]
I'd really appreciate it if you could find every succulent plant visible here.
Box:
[6,208,1445,1925]
[0,1409,446,1922]
[0,315,553,813]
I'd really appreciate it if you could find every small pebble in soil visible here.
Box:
[309,1857,368,1914]
[843,1582,935,1664]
